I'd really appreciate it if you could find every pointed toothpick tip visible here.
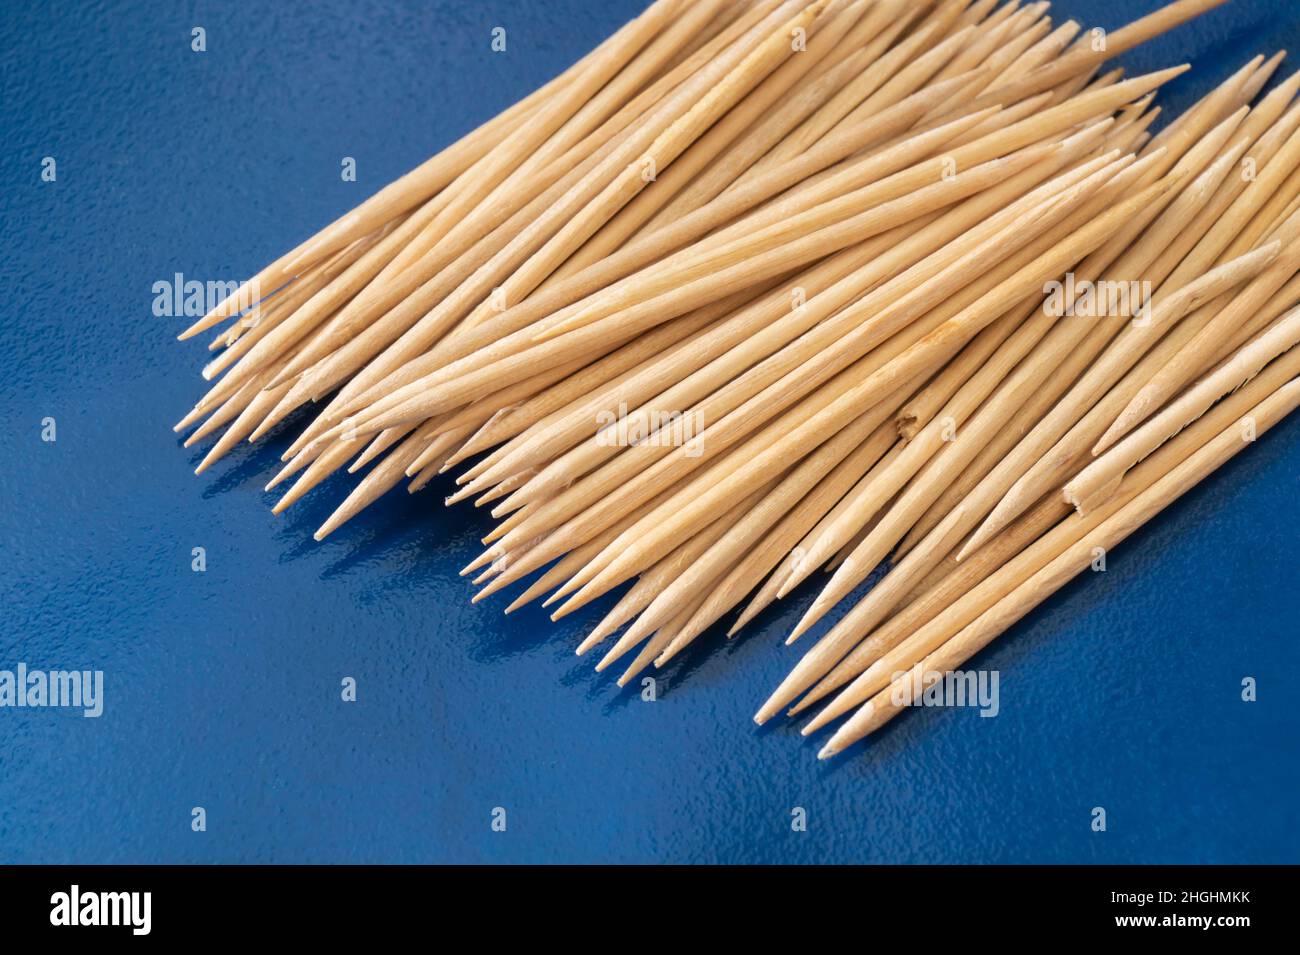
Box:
[460,549,499,577]
[787,604,820,644]
[177,316,213,341]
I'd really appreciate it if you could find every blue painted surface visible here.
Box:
[0,0,1297,864]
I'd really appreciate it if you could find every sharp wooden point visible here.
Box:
[461,548,501,577]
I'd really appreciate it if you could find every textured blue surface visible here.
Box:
[1,0,1298,864]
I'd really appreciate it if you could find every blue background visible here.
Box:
[1,0,1297,864]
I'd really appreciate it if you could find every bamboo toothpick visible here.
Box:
[819,372,1300,756]
[170,0,1283,762]
[1068,309,1300,512]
